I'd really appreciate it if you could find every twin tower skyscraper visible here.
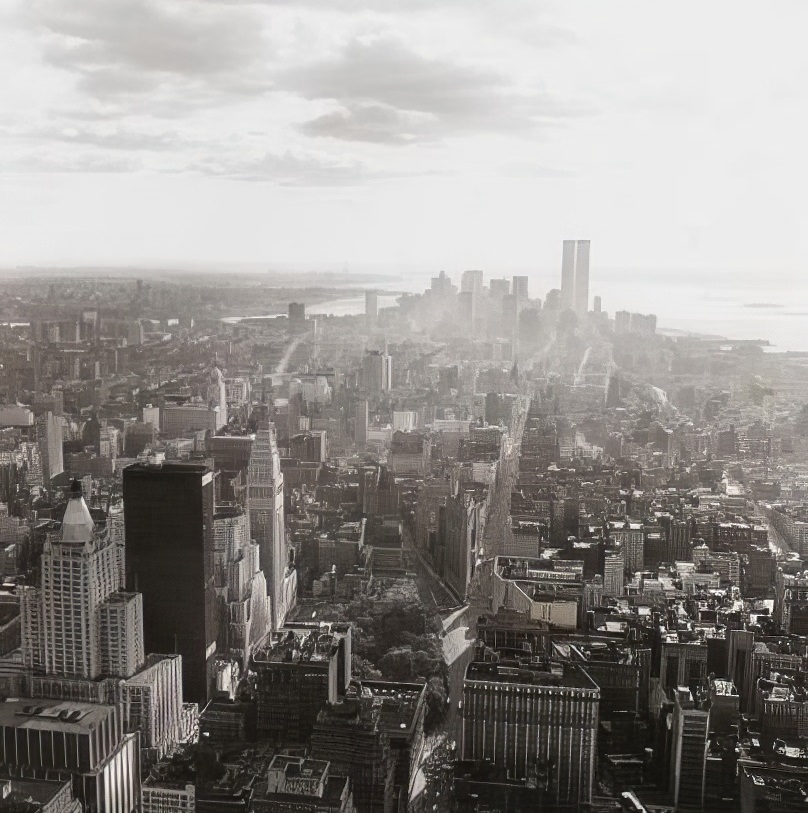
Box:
[561,239,590,316]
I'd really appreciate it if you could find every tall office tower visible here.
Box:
[603,547,625,596]
[365,290,379,320]
[248,421,296,631]
[669,687,709,812]
[99,424,120,459]
[458,291,476,337]
[361,350,393,394]
[36,410,63,486]
[207,433,253,508]
[461,661,600,808]
[22,482,135,680]
[573,239,590,315]
[213,505,270,664]
[461,269,484,295]
[488,278,509,330]
[560,239,591,315]
[667,520,692,562]
[561,239,576,310]
[123,462,218,705]
[25,501,183,769]
[511,275,529,312]
[429,269,455,298]
[207,366,228,430]
[354,399,369,448]
[488,277,510,300]
[593,295,602,313]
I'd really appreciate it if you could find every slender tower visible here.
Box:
[574,239,591,316]
[560,239,591,316]
[561,240,576,310]
[248,421,296,630]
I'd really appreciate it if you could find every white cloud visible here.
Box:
[0,0,807,279]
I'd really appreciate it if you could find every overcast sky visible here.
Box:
[2,0,807,277]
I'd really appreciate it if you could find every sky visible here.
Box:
[2,1,808,280]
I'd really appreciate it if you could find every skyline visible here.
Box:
[3,257,808,351]
[1,1,807,277]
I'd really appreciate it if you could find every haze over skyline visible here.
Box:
[2,1,807,278]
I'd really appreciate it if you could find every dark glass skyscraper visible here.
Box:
[123,462,218,704]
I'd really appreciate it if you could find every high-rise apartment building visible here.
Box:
[560,239,591,316]
[36,410,63,486]
[123,462,218,705]
[248,422,296,630]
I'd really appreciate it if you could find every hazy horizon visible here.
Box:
[3,261,803,351]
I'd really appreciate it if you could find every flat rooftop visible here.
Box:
[0,699,114,733]
[254,624,348,665]
[465,661,598,691]
[101,591,140,605]
[361,680,425,734]
[123,462,212,476]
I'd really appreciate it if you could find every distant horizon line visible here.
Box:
[0,262,803,277]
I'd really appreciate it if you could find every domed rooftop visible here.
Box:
[61,481,95,544]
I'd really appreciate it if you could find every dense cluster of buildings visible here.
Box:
[0,250,806,811]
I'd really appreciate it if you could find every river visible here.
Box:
[221,293,400,324]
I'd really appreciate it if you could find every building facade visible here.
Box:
[123,462,218,705]
[461,660,600,808]
[248,422,295,630]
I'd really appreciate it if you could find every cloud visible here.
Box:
[299,103,435,145]
[28,0,269,104]
[189,150,372,185]
[0,152,141,174]
[23,124,183,152]
[284,38,585,143]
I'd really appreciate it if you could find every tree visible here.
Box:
[423,676,447,733]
